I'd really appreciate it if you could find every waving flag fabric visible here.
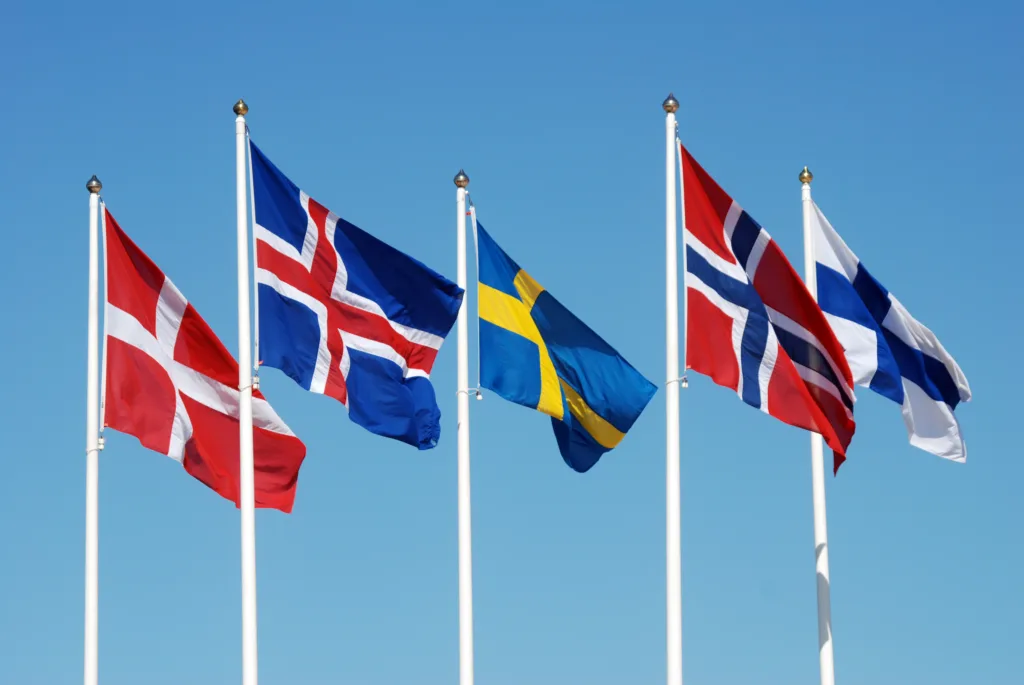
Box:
[475,212,657,472]
[103,209,307,512]
[811,202,971,461]
[250,141,464,449]
[681,145,856,471]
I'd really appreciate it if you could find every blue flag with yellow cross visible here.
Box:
[474,217,657,472]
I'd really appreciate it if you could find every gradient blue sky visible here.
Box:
[2,1,1021,684]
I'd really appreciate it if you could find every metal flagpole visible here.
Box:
[663,93,683,685]
[453,169,475,685]
[84,174,103,685]
[800,166,836,685]
[234,98,260,685]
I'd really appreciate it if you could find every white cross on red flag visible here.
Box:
[102,208,306,512]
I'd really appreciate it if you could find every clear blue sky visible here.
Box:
[2,1,1021,684]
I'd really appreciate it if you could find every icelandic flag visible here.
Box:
[250,140,464,449]
[681,144,857,470]
[811,202,971,461]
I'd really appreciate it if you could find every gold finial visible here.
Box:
[662,92,679,113]
[233,99,249,116]
[86,175,102,194]
[799,166,813,184]
[453,169,469,188]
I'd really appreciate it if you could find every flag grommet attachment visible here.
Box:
[233,99,249,116]
[799,166,813,184]
[662,92,679,113]
[86,175,102,194]
[453,169,469,188]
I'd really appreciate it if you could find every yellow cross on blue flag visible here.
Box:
[475,216,657,472]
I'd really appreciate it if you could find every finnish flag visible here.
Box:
[811,203,971,461]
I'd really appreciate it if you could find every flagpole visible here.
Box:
[453,169,475,685]
[234,98,260,685]
[84,174,102,685]
[663,93,683,685]
[800,166,836,685]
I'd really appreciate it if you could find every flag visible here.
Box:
[681,145,856,471]
[249,141,464,449]
[474,212,657,473]
[102,209,307,512]
[811,202,971,461]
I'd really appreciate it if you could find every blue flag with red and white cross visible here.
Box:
[249,140,464,450]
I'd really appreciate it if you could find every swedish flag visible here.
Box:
[476,220,657,472]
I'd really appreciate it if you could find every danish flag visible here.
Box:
[249,140,463,449]
[102,209,306,512]
[681,145,856,471]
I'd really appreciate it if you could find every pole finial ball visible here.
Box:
[663,93,679,114]
[453,169,469,188]
[86,175,102,194]
[799,166,814,184]
[233,99,249,116]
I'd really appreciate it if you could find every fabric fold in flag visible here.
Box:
[249,140,464,449]
[475,213,657,473]
[811,202,971,461]
[102,209,307,512]
[681,144,856,471]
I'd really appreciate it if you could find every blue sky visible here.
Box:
[2,1,1021,684]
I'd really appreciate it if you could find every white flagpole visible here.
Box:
[663,93,683,685]
[233,98,260,685]
[84,174,102,685]
[800,166,836,685]
[453,169,475,685]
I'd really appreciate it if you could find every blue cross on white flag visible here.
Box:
[811,202,971,461]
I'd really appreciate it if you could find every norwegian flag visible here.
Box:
[102,209,307,512]
[249,140,463,449]
[681,145,856,471]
